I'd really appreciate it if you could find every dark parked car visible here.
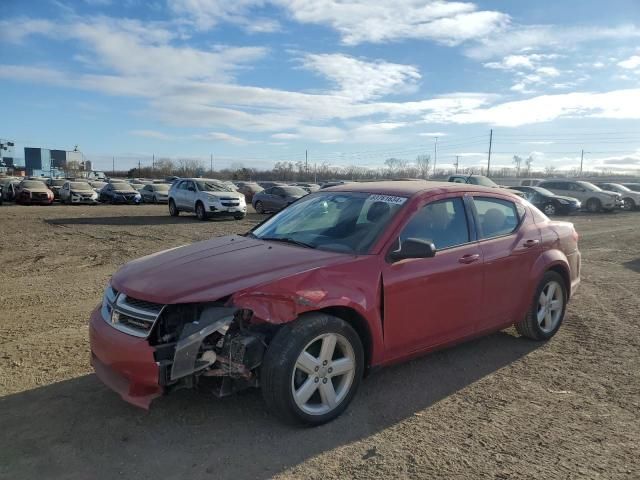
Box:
[236,182,264,203]
[258,181,285,190]
[622,183,640,192]
[293,183,321,193]
[90,181,581,425]
[509,186,581,216]
[252,185,307,213]
[140,183,170,203]
[447,174,499,187]
[45,178,67,200]
[99,182,142,204]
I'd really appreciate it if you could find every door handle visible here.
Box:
[522,239,540,248]
[458,253,480,264]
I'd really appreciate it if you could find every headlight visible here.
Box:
[135,193,142,199]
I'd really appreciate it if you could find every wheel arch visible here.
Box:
[318,306,373,375]
[547,263,571,300]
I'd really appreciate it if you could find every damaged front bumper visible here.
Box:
[89,301,267,409]
[89,306,163,408]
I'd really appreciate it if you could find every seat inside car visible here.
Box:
[481,208,506,237]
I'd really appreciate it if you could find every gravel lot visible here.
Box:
[1,203,639,479]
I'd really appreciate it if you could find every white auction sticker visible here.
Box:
[368,194,408,205]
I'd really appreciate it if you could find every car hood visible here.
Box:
[553,195,580,202]
[112,189,138,194]
[202,191,244,199]
[22,187,49,193]
[599,190,621,198]
[111,235,354,304]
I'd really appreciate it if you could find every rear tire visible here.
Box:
[255,201,265,214]
[586,198,601,213]
[623,197,635,211]
[195,201,207,221]
[261,313,364,426]
[516,271,567,341]
[169,199,179,216]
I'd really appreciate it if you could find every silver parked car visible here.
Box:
[59,181,99,204]
[168,178,246,220]
[140,183,170,203]
[537,180,622,213]
[595,183,640,211]
[252,185,307,213]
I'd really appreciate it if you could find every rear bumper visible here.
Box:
[89,306,162,409]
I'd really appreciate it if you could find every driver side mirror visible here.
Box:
[389,238,437,262]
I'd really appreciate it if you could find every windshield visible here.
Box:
[111,183,136,192]
[153,184,170,191]
[532,187,555,196]
[50,179,66,186]
[281,186,307,196]
[472,176,499,187]
[607,184,630,192]
[22,181,45,189]
[577,181,601,192]
[70,182,92,190]
[197,181,232,192]
[91,182,106,188]
[252,192,407,254]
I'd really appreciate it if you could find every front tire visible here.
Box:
[168,199,179,216]
[195,201,207,221]
[516,271,567,341]
[261,313,364,426]
[586,198,601,213]
[255,201,265,214]
[623,197,635,211]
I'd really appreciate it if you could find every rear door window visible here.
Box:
[399,197,470,250]
[473,197,520,240]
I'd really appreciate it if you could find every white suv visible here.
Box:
[168,178,246,220]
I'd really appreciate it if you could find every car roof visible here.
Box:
[324,180,517,198]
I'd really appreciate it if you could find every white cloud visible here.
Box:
[168,0,280,32]
[193,132,253,145]
[536,66,560,77]
[169,0,509,45]
[426,89,640,127]
[419,132,447,137]
[467,25,640,60]
[618,55,640,69]
[301,53,420,101]
[271,133,300,139]
[484,54,536,70]
[129,129,174,140]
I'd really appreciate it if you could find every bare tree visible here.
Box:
[513,155,523,177]
[525,155,533,176]
[415,154,431,179]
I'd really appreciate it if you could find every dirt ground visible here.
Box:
[1,203,639,479]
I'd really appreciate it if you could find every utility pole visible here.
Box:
[580,149,584,177]
[305,149,308,178]
[487,129,493,177]
[138,159,141,176]
[210,153,213,175]
[112,156,115,176]
[152,153,155,176]
[433,137,438,177]
[454,155,460,173]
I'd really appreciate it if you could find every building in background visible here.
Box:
[24,147,79,177]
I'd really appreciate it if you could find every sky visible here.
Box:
[1,0,640,174]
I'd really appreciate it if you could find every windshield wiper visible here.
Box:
[259,236,316,249]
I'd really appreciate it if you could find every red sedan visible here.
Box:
[90,181,580,425]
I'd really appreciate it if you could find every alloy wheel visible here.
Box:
[291,333,356,416]
[537,280,564,333]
